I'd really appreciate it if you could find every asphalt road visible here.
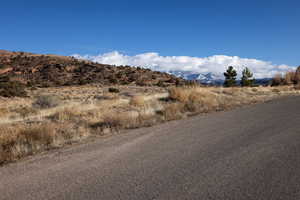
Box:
[1,96,300,200]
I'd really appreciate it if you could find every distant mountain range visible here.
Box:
[168,71,224,85]
[168,70,272,85]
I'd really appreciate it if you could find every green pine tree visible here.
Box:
[241,67,255,87]
[223,66,237,87]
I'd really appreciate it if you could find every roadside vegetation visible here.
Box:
[271,66,300,88]
[1,64,300,164]
[1,83,300,164]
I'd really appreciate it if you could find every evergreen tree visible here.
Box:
[241,67,255,86]
[223,66,237,87]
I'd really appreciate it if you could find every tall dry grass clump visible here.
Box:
[0,123,57,164]
[168,87,220,113]
[294,83,300,90]
[0,122,91,164]
[284,71,296,85]
[185,89,219,112]
[162,103,184,121]
[272,73,284,86]
[90,112,137,134]
[168,87,191,102]
[166,86,289,114]
[90,110,158,135]
[0,107,9,118]
[272,67,300,86]
[130,95,146,107]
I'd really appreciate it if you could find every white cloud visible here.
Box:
[72,51,296,79]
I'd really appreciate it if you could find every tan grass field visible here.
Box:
[1,84,300,164]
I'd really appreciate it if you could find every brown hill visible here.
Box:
[0,50,186,88]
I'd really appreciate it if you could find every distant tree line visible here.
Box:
[223,65,300,88]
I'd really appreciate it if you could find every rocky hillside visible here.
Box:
[0,50,186,88]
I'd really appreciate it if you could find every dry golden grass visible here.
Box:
[1,84,300,164]
[49,107,81,122]
[187,88,219,112]
[168,87,190,102]
[0,107,9,118]
[0,123,56,163]
[14,106,39,118]
[91,110,158,133]
[168,87,221,113]
[166,85,300,114]
[130,95,146,107]
[162,103,184,121]
[0,122,90,164]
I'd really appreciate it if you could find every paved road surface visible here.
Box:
[1,96,300,200]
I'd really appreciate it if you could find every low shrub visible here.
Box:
[0,80,27,98]
[49,108,79,122]
[15,106,39,118]
[272,88,281,93]
[252,88,258,92]
[294,83,300,90]
[90,114,125,131]
[33,95,61,109]
[108,87,120,93]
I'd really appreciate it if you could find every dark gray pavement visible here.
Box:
[1,96,300,200]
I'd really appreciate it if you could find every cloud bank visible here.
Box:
[72,51,295,79]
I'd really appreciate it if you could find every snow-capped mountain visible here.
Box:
[168,71,224,85]
[168,71,272,85]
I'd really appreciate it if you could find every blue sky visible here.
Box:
[1,0,299,66]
